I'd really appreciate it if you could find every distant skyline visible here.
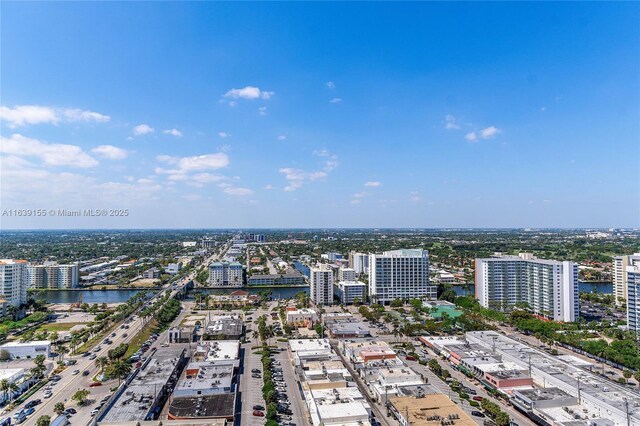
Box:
[1,2,639,229]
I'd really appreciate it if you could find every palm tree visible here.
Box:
[95,356,109,375]
[53,402,65,415]
[107,360,132,385]
[0,379,9,403]
[8,382,19,401]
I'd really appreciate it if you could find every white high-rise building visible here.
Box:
[349,252,369,274]
[310,264,334,306]
[27,263,79,289]
[626,266,640,337]
[475,253,579,322]
[0,259,28,307]
[208,261,243,287]
[613,253,640,305]
[338,267,356,282]
[369,249,435,304]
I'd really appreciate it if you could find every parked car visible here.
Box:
[64,408,77,415]
[251,369,261,373]
[473,396,484,402]
[253,405,264,411]
[252,410,265,417]
[89,354,97,360]
[471,411,485,418]
[89,382,102,387]
[406,355,417,361]
[25,399,41,409]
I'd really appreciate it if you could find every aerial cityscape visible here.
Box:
[1,2,639,426]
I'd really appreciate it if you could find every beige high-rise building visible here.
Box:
[613,253,640,305]
[0,259,28,307]
[310,264,334,306]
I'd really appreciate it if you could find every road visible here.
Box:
[11,269,199,426]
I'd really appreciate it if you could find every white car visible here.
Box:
[43,391,53,399]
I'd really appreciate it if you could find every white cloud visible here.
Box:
[133,124,154,136]
[0,105,110,127]
[62,109,110,123]
[258,106,267,116]
[465,126,501,142]
[364,181,381,187]
[279,168,328,191]
[221,185,254,196]
[277,135,286,141]
[264,184,273,190]
[330,97,342,103]
[0,134,98,168]
[480,126,500,139]
[218,132,231,139]
[350,199,361,205]
[0,105,58,126]
[353,192,367,198]
[224,86,274,100]
[155,153,230,187]
[191,173,225,183]
[445,114,460,130]
[91,145,128,160]
[326,81,335,89]
[163,128,182,137]
[465,132,478,142]
[410,191,422,202]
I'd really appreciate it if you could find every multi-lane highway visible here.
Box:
[7,266,199,426]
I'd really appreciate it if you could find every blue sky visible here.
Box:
[1,2,638,229]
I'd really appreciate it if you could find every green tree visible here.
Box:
[36,416,51,426]
[54,402,65,415]
[72,389,90,405]
[623,370,632,383]
[495,411,510,426]
[107,360,132,385]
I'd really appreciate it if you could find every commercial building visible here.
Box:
[201,239,219,251]
[142,267,161,280]
[293,339,372,426]
[204,315,243,340]
[0,341,50,359]
[288,339,334,366]
[348,252,369,275]
[167,326,197,344]
[310,264,334,305]
[99,347,188,424]
[247,270,306,286]
[208,261,243,287]
[466,331,640,425]
[368,249,435,304]
[165,263,181,275]
[475,253,579,322]
[286,308,318,328]
[626,265,640,336]
[0,259,28,307]
[334,280,366,304]
[389,394,477,426]
[614,253,640,305]
[208,290,259,306]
